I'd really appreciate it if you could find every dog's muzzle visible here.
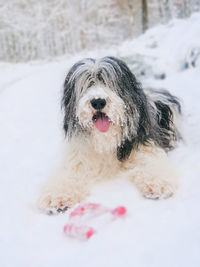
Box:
[90,98,110,133]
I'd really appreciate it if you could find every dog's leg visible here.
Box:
[37,146,90,214]
[125,145,179,199]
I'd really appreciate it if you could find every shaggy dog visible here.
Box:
[38,56,181,214]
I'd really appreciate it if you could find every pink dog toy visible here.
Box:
[63,203,127,241]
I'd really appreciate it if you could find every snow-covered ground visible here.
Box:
[0,13,200,267]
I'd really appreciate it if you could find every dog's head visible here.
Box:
[62,57,151,161]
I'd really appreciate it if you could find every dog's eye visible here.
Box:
[88,81,95,88]
[97,71,106,86]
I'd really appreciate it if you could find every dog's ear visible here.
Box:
[62,58,96,137]
[62,66,78,137]
[105,57,152,144]
[113,60,152,161]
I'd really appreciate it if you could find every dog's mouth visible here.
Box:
[92,111,110,133]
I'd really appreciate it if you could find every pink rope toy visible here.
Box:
[63,203,127,241]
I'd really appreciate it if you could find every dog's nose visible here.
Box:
[90,98,106,110]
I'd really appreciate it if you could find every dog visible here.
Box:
[38,56,181,214]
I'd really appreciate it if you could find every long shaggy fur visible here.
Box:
[38,56,182,214]
[62,56,181,160]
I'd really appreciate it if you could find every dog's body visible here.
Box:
[38,57,181,214]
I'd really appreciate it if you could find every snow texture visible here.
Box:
[0,13,200,267]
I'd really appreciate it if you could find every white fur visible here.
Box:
[38,140,179,213]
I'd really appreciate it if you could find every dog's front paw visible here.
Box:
[140,180,177,200]
[37,182,89,214]
[37,193,75,215]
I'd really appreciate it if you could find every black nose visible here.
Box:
[90,98,106,110]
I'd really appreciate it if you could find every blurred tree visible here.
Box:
[163,0,171,21]
[142,0,148,32]
[0,0,200,62]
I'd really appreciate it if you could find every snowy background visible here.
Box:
[0,1,200,267]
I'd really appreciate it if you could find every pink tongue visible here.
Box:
[94,116,110,132]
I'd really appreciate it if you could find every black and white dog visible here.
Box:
[38,57,181,214]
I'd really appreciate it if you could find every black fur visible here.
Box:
[148,88,182,151]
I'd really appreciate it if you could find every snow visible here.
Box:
[0,13,200,267]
